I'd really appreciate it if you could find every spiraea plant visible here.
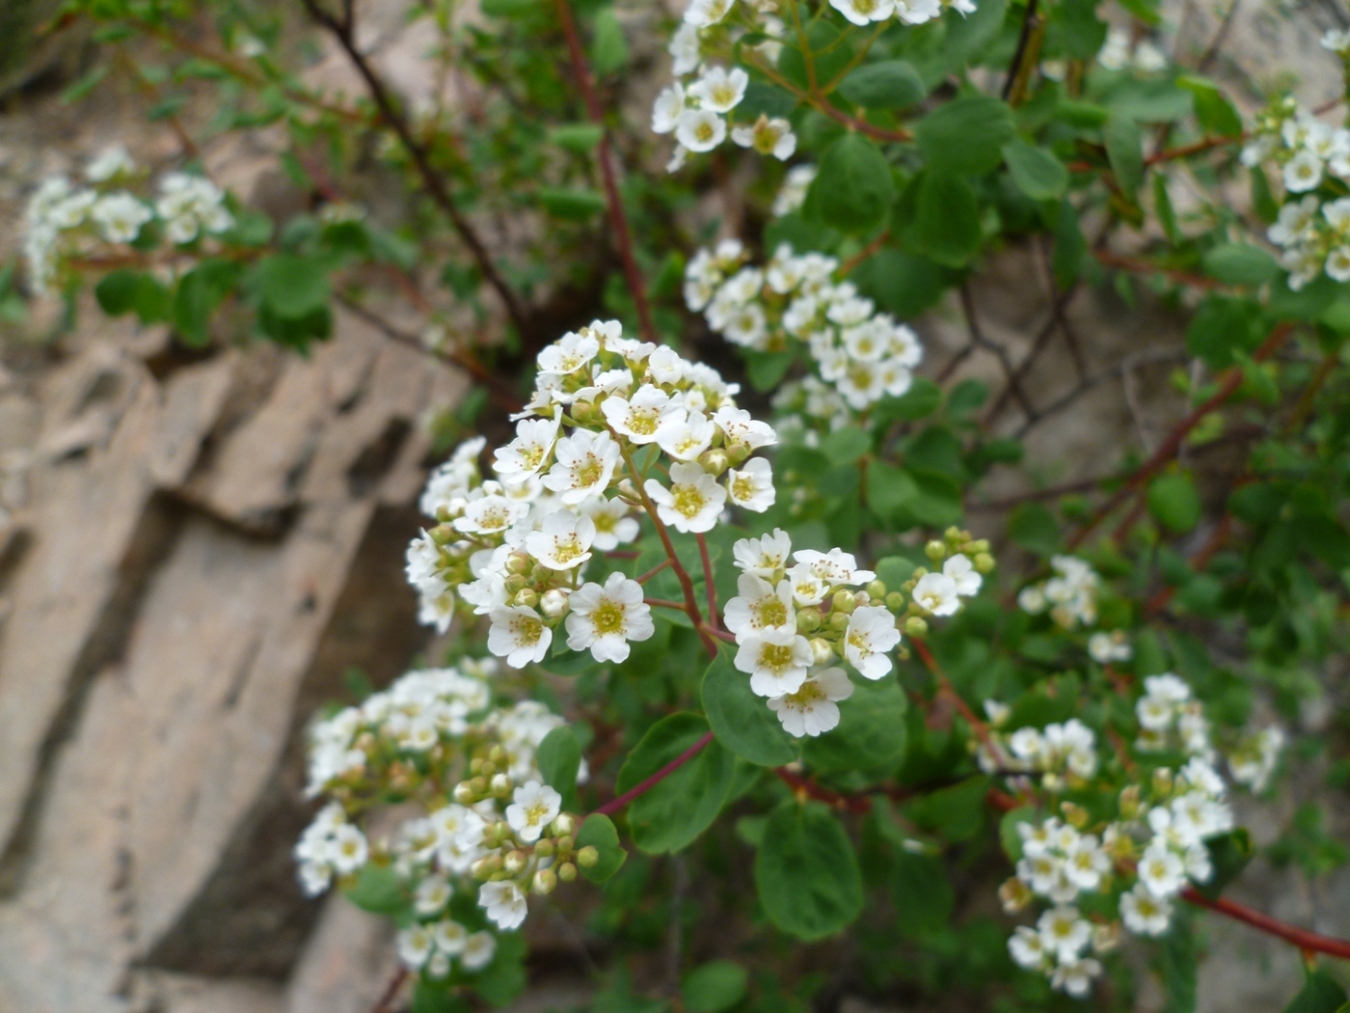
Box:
[25,0,1350,1009]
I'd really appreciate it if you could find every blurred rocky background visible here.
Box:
[0,2,1347,1012]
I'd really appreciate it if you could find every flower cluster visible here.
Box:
[1227,725,1284,792]
[1018,555,1100,629]
[772,164,816,217]
[977,709,1099,787]
[1095,28,1167,74]
[725,528,988,736]
[828,0,975,29]
[1133,673,1213,757]
[406,320,777,663]
[23,146,232,297]
[686,241,924,413]
[298,661,594,984]
[1240,95,1350,288]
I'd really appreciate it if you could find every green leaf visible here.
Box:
[867,460,919,523]
[1202,244,1280,287]
[1185,294,1261,369]
[1284,971,1348,1013]
[744,349,794,392]
[838,60,926,109]
[1147,473,1202,533]
[915,95,1016,176]
[1104,115,1144,195]
[412,980,471,1013]
[1154,174,1181,244]
[702,651,797,767]
[810,133,896,234]
[909,171,982,267]
[173,260,240,347]
[473,932,528,1006]
[821,425,872,463]
[342,862,410,914]
[851,249,950,318]
[1195,829,1253,899]
[576,814,627,883]
[590,7,629,75]
[905,775,991,842]
[999,806,1039,861]
[1002,140,1069,200]
[681,961,748,1013]
[548,123,604,153]
[1053,196,1088,287]
[256,254,330,319]
[1176,75,1243,137]
[616,714,732,853]
[95,269,171,323]
[802,676,908,776]
[1053,0,1109,57]
[1008,502,1062,556]
[536,726,582,811]
[891,849,953,936]
[755,799,864,940]
[537,186,607,221]
[1251,166,1279,224]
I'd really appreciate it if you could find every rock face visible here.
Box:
[0,313,461,1013]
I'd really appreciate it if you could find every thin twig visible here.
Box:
[959,284,1035,419]
[592,732,715,817]
[552,0,657,342]
[368,967,409,1013]
[1002,0,1044,104]
[297,0,529,336]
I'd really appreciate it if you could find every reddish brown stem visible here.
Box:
[1069,322,1294,549]
[368,967,409,1013]
[774,767,873,814]
[911,637,1008,767]
[593,731,715,817]
[839,231,891,276]
[552,0,657,343]
[644,597,688,611]
[1181,888,1350,960]
[636,559,672,584]
[1143,514,1233,616]
[1094,249,1225,290]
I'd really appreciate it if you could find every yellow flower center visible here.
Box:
[591,600,625,636]
[760,643,794,671]
[755,598,787,627]
[672,483,708,518]
[511,613,543,644]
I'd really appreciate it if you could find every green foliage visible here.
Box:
[702,652,797,766]
[537,726,583,810]
[616,714,732,854]
[809,134,896,234]
[755,800,864,940]
[681,961,749,1013]
[915,95,1016,177]
[577,814,628,883]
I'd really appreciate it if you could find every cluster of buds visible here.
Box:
[297,663,589,986]
[687,241,924,413]
[23,144,233,297]
[722,526,991,736]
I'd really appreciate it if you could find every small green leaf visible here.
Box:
[590,7,629,76]
[909,171,982,267]
[616,714,732,854]
[802,677,907,777]
[809,133,896,234]
[1154,174,1181,244]
[905,775,991,842]
[916,95,1016,176]
[1147,473,1202,534]
[256,254,330,319]
[755,799,864,940]
[821,425,872,463]
[342,862,410,914]
[1176,75,1243,137]
[681,961,748,1013]
[1201,244,1280,286]
[576,813,627,883]
[1053,197,1087,287]
[1195,829,1253,899]
[838,60,926,109]
[1002,140,1069,200]
[702,651,797,767]
[891,849,953,936]
[1105,115,1144,195]
[549,122,605,153]
[536,726,582,811]
[537,186,607,221]
[867,460,919,523]
[1284,971,1348,1013]
[1008,502,1062,557]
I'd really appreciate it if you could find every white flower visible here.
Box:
[684,0,735,28]
[1229,726,1284,792]
[86,144,135,183]
[731,115,797,160]
[1009,925,1049,969]
[1284,149,1324,193]
[656,409,716,461]
[543,429,621,504]
[829,0,898,25]
[1087,630,1131,663]
[1120,883,1172,936]
[675,109,727,153]
[1145,673,1191,702]
[1269,195,1320,246]
[479,880,529,930]
[688,66,749,114]
[726,457,776,511]
[461,930,498,971]
[91,192,152,244]
[1017,816,1058,858]
[329,823,369,873]
[912,572,961,616]
[602,384,682,443]
[768,666,854,736]
[455,493,527,535]
[433,920,468,955]
[733,529,792,577]
[645,461,727,533]
[494,418,559,478]
[652,84,685,134]
[505,780,563,843]
[712,406,778,453]
[793,548,874,586]
[414,876,452,915]
[580,495,639,550]
[1051,957,1102,998]
[1063,835,1109,891]
[565,572,655,662]
[1018,585,1047,613]
[773,165,817,217]
[1137,842,1186,898]
[1037,905,1091,962]
[525,510,597,570]
[398,925,434,968]
[844,606,901,680]
[487,605,553,668]
[943,554,982,596]
[538,330,600,374]
[735,625,814,697]
[786,564,828,607]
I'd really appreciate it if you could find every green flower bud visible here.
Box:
[797,607,822,632]
[831,589,857,614]
[925,539,946,561]
[866,580,887,600]
[809,637,834,666]
[480,760,497,778]
[507,552,531,575]
[904,616,929,638]
[974,553,995,574]
[552,814,575,837]
[490,773,512,797]
[504,574,527,595]
[829,611,851,632]
[453,781,477,804]
[489,744,507,765]
[577,845,600,868]
[534,840,555,858]
[514,588,539,608]
[555,835,574,853]
[885,591,906,611]
[700,449,730,476]
[558,861,578,882]
[532,868,558,895]
[571,401,593,423]
[504,850,526,874]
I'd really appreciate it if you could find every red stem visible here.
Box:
[636,558,672,584]
[368,967,409,1013]
[1069,322,1294,549]
[1181,888,1350,960]
[592,731,715,817]
[552,0,657,343]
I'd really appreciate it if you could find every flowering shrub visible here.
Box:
[28,0,1350,1010]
